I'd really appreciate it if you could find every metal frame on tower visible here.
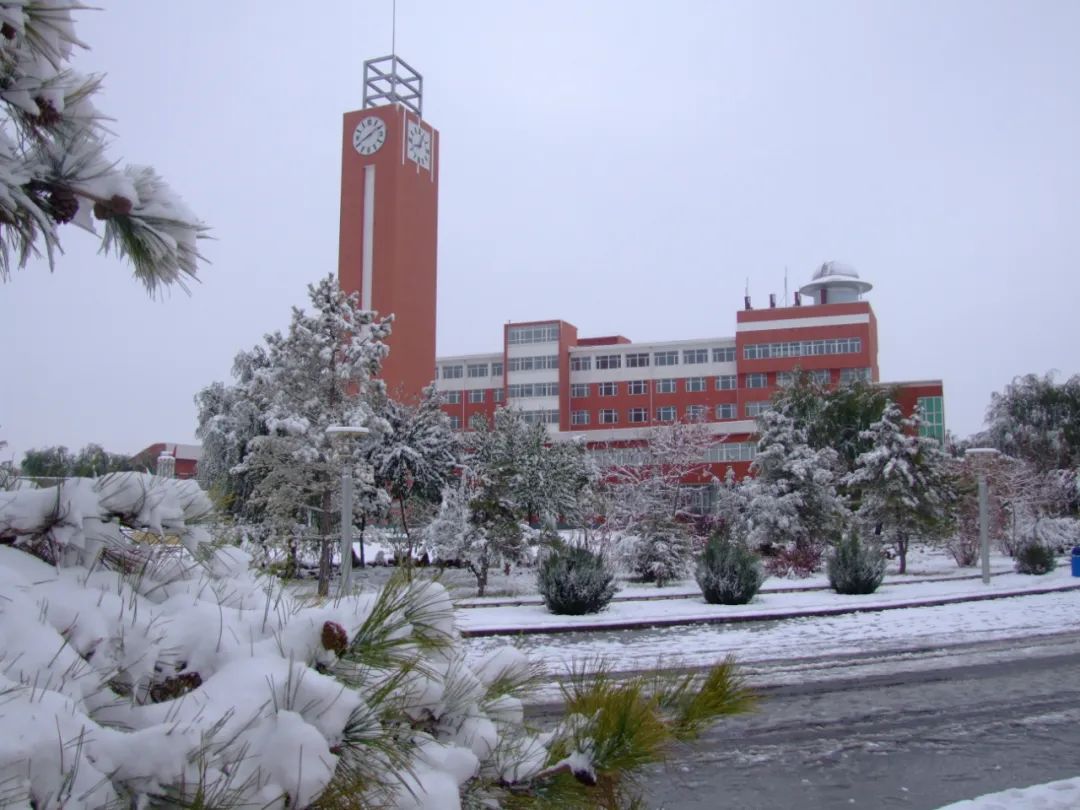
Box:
[363,55,423,117]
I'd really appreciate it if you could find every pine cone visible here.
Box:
[93,194,134,220]
[32,97,62,127]
[321,621,349,655]
[148,671,203,703]
[45,186,78,224]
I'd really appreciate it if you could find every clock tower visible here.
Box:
[338,55,439,401]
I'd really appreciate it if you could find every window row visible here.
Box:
[507,354,558,372]
[443,362,504,380]
[568,345,737,371]
[570,376,736,397]
[570,404,743,425]
[508,382,559,398]
[588,441,757,468]
[743,337,862,360]
[440,389,505,405]
[508,324,559,345]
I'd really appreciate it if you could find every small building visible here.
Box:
[133,443,202,479]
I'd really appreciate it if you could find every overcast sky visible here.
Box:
[2,0,1078,463]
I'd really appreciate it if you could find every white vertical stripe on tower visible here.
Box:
[361,165,376,311]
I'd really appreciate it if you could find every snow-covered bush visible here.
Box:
[537,544,617,615]
[827,528,886,595]
[695,527,765,605]
[1014,540,1057,575]
[627,521,694,587]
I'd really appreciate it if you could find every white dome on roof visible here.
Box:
[812,260,860,281]
[799,260,872,304]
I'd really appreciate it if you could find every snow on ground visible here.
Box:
[464,587,1080,679]
[935,776,1080,809]
[457,567,1080,634]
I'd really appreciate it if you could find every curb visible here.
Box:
[455,570,1017,609]
[459,581,1080,638]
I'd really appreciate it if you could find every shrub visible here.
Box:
[762,543,823,578]
[538,545,618,615]
[631,525,694,587]
[1014,541,1057,575]
[827,529,886,595]
[695,529,765,605]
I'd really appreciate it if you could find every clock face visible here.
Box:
[353,116,386,156]
[405,120,432,170]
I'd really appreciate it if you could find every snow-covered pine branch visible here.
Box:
[0,1,207,290]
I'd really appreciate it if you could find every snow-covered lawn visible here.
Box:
[935,776,1080,809]
[457,567,1080,635]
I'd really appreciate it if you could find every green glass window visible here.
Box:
[917,396,945,443]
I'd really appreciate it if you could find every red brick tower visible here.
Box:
[338,55,439,400]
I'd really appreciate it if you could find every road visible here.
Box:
[642,632,1080,809]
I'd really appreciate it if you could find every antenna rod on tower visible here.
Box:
[784,266,789,306]
[392,0,397,55]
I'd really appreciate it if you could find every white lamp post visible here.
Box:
[327,425,370,594]
[965,447,1000,585]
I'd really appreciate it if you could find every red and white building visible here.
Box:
[334,56,945,488]
[433,263,945,482]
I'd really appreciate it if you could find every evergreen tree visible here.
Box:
[844,401,955,573]
[0,2,206,289]
[367,384,458,562]
[985,372,1080,474]
[195,274,392,594]
[745,409,847,571]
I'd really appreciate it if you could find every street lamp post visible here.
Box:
[327,425,370,595]
[965,447,1000,585]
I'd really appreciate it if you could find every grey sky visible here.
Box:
[2,0,1078,463]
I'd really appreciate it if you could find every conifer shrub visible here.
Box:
[1014,540,1057,575]
[827,528,886,595]
[631,522,694,587]
[538,544,618,615]
[695,527,765,605]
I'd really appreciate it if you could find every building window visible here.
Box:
[442,390,461,404]
[571,383,590,398]
[713,346,736,363]
[599,409,618,425]
[716,374,737,390]
[493,388,505,403]
[917,396,945,443]
[839,367,872,384]
[628,380,647,395]
[743,336,862,360]
[686,376,706,393]
[599,382,618,397]
[705,442,757,463]
[686,405,707,421]
[656,406,676,422]
[683,348,708,365]
[626,353,650,368]
[570,356,592,372]
[745,401,771,417]
[491,361,503,377]
[508,383,559,398]
[468,389,485,404]
[776,371,795,387]
[508,324,559,345]
[715,403,735,420]
[508,354,559,372]
[467,363,489,378]
[811,369,831,384]
[656,378,676,394]
[442,365,463,379]
[595,354,622,370]
[628,407,648,423]
[571,410,590,426]
[520,409,560,425]
[745,373,767,389]
[654,350,678,366]
[448,415,461,430]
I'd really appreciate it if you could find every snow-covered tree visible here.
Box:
[844,402,955,574]
[985,372,1080,474]
[0,2,206,290]
[196,274,392,593]
[746,409,847,574]
[366,385,458,562]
